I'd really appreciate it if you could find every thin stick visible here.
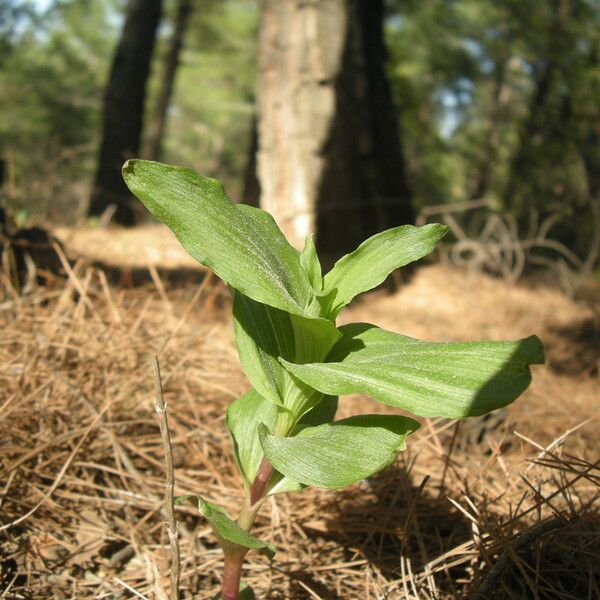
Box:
[152,355,181,600]
[114,577,151,600]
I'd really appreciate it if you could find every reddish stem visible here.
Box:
[249,457,274,506]
[221,459,274,599]
[221,551,246,600]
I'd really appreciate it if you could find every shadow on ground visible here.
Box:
[546,317,600,376]
[472,511,600,599]
[293,465,473,599]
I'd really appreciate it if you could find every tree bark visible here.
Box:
[317,0,413,259]
[145,0,193,162]
[256,0,412,258]
[88,0,162,225]
[256,0,347,249]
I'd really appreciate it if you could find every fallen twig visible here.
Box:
[152,355,181,600]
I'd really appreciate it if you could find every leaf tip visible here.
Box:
[524,334,545,364]
[174,494,192,506]
[121,158,140,177]
[431,222,450,238]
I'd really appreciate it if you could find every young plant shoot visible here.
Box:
[123,160,544,600]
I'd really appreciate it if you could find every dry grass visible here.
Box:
[1,233,599,599]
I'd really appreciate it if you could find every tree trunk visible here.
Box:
[256,0,412,258]
[503,0,571,213]
[241,116,260,207]
[468,56,511,201]
[88,0,162,225]
[502,61,557,213]
[145,0,193,161]
[317,0,413,259]
[256,0,347,249]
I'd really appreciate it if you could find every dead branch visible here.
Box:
[472,518,563,600]
[417,194,600,290]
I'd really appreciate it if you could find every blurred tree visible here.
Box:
[494,0,600,259]
[0,0,118,220]
[0,0,32,61]
[502,0,575,212]
[241,116,260,206]
[256,0,413,257]
[1,0,597,269]
[88,0,163,225]
[385,0,479,209]
[386,0,600,264]
[145,0,194,161]
[155,0,258,199]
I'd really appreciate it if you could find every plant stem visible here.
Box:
[221,551,246,600]
[250,457,274,506]
[221,458,275,599]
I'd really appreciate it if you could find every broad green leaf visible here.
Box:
[225,388,307,496]
[321,224,448,316]
[122,160,313,316]
[266,395,339,496]
[233,293,293,405]
[300,234,323,292]
[259,415,419,489]
[176,495,275,559]
[281,324,544,418]
[226,388,279,484]
[233,291,341,411]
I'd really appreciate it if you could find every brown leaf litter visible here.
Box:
[1,241,598,598]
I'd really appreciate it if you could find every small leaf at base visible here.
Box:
[176,495,275,559]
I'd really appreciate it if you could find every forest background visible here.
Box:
[1,0,599,275]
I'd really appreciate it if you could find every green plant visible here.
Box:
[122,159,544,600]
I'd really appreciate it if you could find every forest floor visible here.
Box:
[1,225,599,599]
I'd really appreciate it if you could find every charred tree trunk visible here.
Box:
[145,0,193,161]
[256,0,412,258]
[579,43,600,200]
[502,62,557,213]
[241,117,260,207]
[88,0,162,225]
[317,0,413,259]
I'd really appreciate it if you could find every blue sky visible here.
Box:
[33,0,51,9]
